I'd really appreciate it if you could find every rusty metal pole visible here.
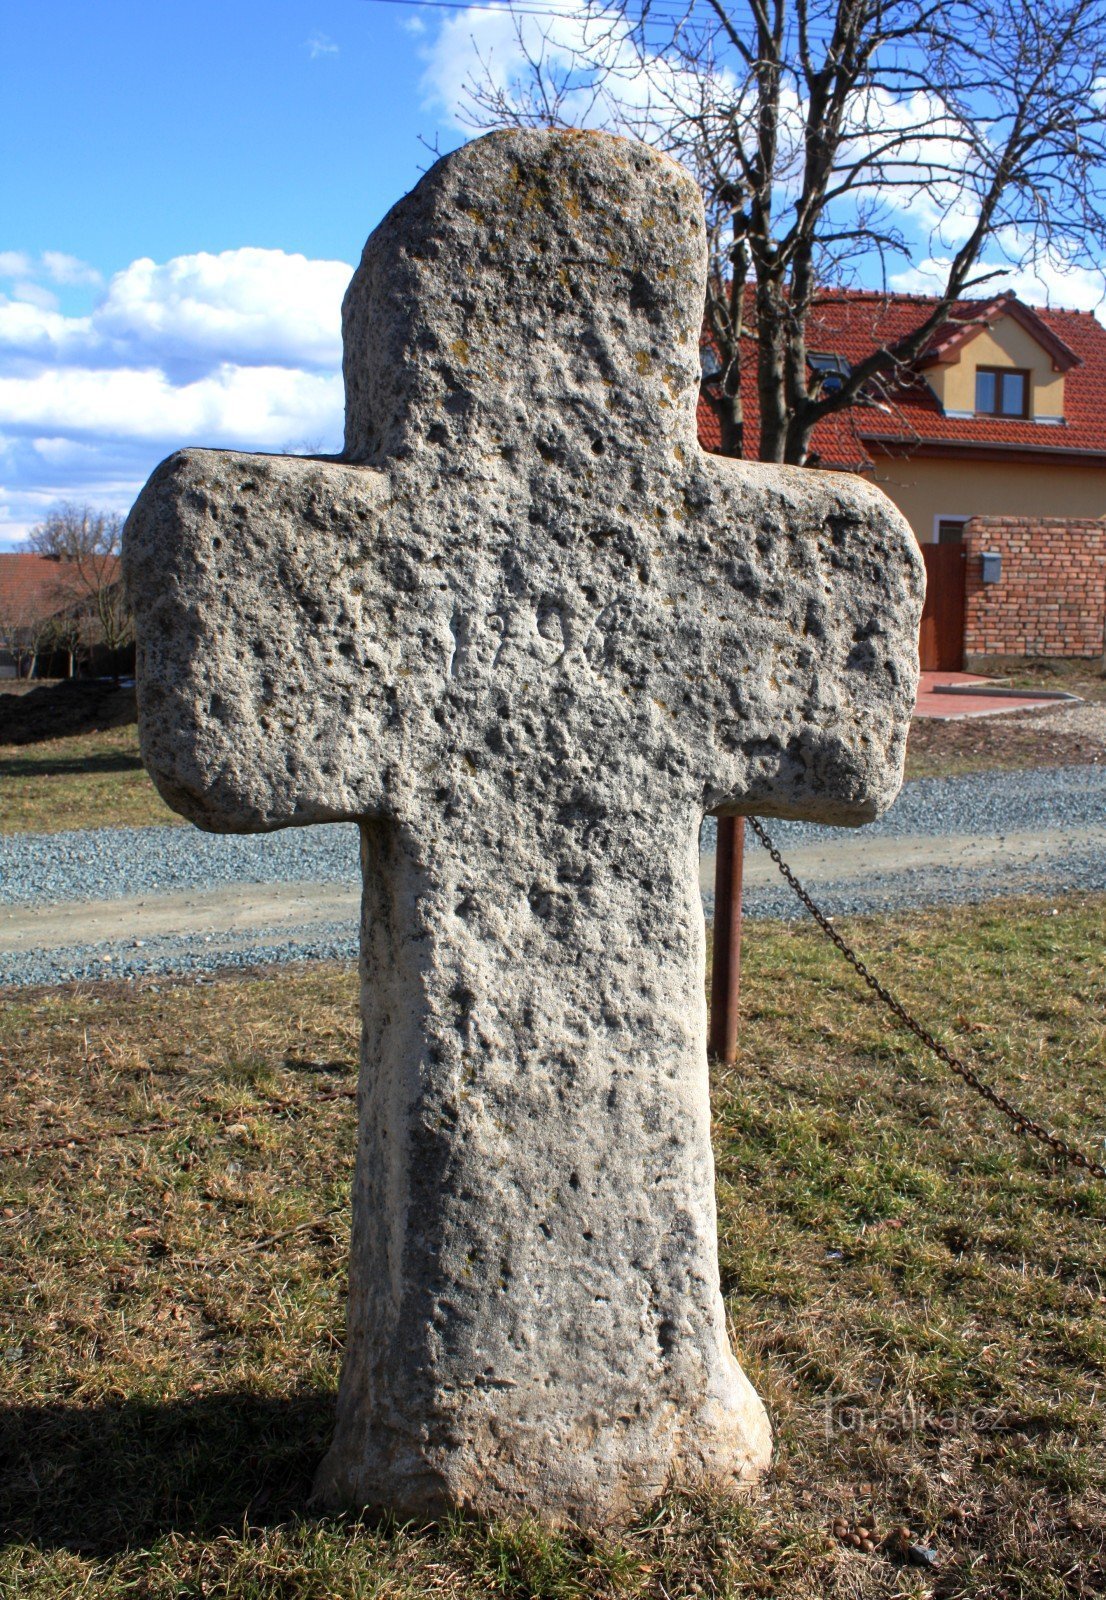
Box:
[709,815,744,1062]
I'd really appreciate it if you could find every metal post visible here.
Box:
[709,815,744,1063]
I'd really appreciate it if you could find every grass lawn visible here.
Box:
[983,662,1106,706]
[2,895,1103,1597]
[2,706,1103,836]
[0,725,179,834]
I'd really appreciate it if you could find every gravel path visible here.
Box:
[0,823,360,907]
[2,765,1103,987]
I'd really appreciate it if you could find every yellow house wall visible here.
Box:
[926,318,1066,417]
[866,454,1106,544]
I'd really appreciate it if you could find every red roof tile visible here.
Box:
[697,290,1106,467]
[0,554,120,627]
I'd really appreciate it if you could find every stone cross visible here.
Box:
[124,128,923,1528]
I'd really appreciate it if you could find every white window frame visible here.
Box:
[931,513,972,545]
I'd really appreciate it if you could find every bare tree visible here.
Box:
[0,590,57,680]
[42,597,88,681]
[27,502,133,666]
[461,0,1106,462]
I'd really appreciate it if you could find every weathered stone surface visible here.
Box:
[124,128,924,1527]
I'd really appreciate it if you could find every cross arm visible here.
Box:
[123,448,397,832]
[673,457,924,826]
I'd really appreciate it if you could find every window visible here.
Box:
[974,367,1029,418]
[808,351,851,394]
[937,519,966,545]
[699,345,723,384]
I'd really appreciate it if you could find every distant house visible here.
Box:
[0,553,122,679]
[699,291,1106,669]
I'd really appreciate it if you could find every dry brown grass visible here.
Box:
[1,898,1104,1597]
[0,724,179,833]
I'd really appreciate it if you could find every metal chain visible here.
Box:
[747,817,1106,1182]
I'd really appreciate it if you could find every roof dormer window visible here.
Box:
[808,352,851,394]
[975,366,1029,418]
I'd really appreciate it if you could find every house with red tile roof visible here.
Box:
[0,553,121,678]
[698,290,1106,667]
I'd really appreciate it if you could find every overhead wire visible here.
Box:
[356,0,847,39]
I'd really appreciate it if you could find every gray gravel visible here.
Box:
[2,765,1103,987]
[0,922,360,987]
[728,839,1106,921]
[0,822,360,907]
[701,762,1106,854]
[702,763,1106,917]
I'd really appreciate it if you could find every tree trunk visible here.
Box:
[717,388,744,457]
[755,292,788,464]
[784,410,816,467]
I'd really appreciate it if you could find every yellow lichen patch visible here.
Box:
[450,338,471,365]
[606,250,622,269]
[466,208,486,226]
[563,192,582,219]
[663,369,682,396]
[673,442,685,463]
[635,351,653,376]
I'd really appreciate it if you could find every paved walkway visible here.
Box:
[914,671,1074,720]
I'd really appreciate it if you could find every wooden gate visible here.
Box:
[919,543,966,671]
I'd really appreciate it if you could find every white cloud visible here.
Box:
[0,295,92,360]
[307,32,339,58]
[41,251,103,287]
[0,244,353,548]
[12,281,59,312]
[891,243,1106,313]
[420,3,532,126]
[94,248,350,368]
[0,246,351,370]
[0,364,343,448]
[0,250,102,288]
[419,0,724,136]
[836,87,980,246]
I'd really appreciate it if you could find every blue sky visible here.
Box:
[4,1,459,277]
[3,0,1104,548]
[1,0,468,546]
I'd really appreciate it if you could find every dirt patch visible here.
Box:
[0,678,137,745]
[906,702,1106,780]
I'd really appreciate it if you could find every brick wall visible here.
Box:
[962,515,1106,662]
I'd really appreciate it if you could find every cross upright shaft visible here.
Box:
[124,128,923,1527]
